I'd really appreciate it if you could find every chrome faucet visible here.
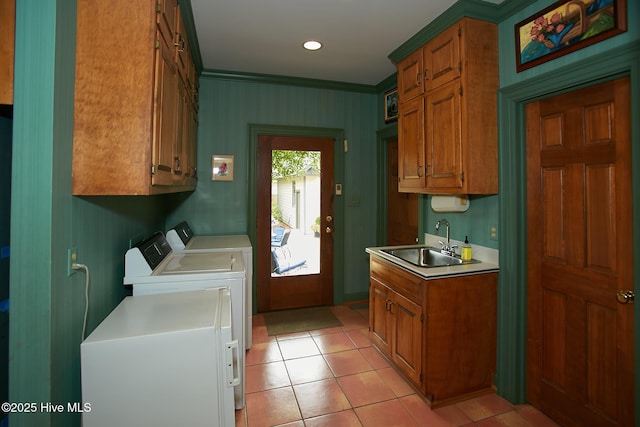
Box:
[435,219,457,256]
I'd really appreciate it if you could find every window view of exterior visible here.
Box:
[270,150,320,277]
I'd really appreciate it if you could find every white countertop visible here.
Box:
[366,234,499,279]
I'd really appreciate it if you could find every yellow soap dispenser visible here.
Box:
[461,236,472,261]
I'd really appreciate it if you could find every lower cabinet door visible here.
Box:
[369,279,392,355]
[391,292,423,386]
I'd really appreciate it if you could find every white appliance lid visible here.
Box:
[83,288,231,342]
[161,251,238,274]
[188,235,252,251]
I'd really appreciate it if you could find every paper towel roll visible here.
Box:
[430,195,470,212]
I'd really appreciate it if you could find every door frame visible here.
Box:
[248,124,345,313]
[496,40,640,422]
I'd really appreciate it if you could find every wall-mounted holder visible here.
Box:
[430,195,469,212]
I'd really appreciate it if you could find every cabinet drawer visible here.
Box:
[370,257,424,304]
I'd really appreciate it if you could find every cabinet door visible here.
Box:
[175,6,189,83]
[423,24,460,92]
[181,91,198,185]
[398,96,426,192]
[369,278,392,355]
[397,49,424,102]
[425,80,463,192]
[157,0,177,51]
[391,292,423,386]
[152,31,179,186]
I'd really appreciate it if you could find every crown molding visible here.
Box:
[388,0,536,65]
[201,69,378,93]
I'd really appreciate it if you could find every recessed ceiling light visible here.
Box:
[303,40,323,51]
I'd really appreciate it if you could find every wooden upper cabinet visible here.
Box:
[175,6,189,83]
[425,80,463,191]
[423,24,460,92]
[397,49,424,102]
[157,0,176,53]
[73,0,197,195]
[398,97,426,190]
[0,0,15,105]
[396,17,498,195]
[152,28,180,187]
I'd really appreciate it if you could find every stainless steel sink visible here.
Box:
[381,246,478,268]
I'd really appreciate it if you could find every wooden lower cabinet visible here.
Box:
[369,256,497,407]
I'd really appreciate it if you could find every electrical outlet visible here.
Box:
[489,225,498,241]
[67,247,78,276]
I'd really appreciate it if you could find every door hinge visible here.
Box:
[459,86,463,96]
[156,2,161,13]
[460,172,465,182]
[458,61,462,72]
[151,165,157,175]
[420,313,424,322]
[420,373,424,383]
[344,139,348,153]
[458,28,462,37]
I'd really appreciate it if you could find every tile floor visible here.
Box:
[236,306,560,427]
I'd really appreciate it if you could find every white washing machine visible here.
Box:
[123,232,246,409]
[166,221,253,348]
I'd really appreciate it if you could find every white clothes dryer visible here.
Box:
[123,232,246,409]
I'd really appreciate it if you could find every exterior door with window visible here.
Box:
[257,135,334,311]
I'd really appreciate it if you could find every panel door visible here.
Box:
[387,138,418,245]
[526,77,634,427]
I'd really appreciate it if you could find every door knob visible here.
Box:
[325,227,332,234]
[616,290,635,304]
[326,215,333,222]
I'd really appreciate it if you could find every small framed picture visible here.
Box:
[384,88,398,123]
[212,155,234,181]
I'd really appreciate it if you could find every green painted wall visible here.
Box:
[10,1,185,426]
[166,77,379,303]
[422,195,499,247]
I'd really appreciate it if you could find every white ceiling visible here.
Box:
[190,0,504,86]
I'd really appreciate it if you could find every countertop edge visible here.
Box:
[366,246,500,280]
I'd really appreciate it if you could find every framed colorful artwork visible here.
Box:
[515,0,627,72]
[212,155,234,181]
